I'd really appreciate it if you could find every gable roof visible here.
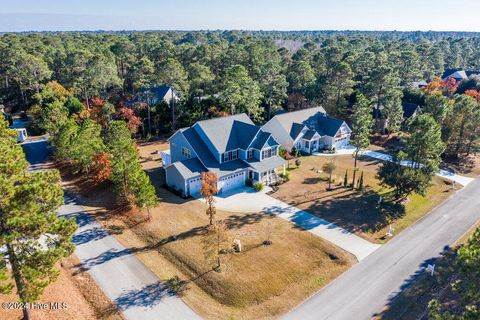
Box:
[402,102,421,119]
[315,116,346,137]
[270,106,326,139]
[303,129,319,140]
[442,69,480,80]
[194,114,256,153]
[290,122,306,140]
[181,125,249,176]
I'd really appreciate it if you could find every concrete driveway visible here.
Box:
[58,196,200,320]
[200,187,381,261]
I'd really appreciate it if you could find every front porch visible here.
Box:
[245,155,287,186]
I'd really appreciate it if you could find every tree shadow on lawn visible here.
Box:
[224,212,268,230]
[76,225,207,272]
[296,190,405,236]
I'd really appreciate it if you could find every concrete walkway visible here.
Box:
[58,196,201,320]
[361,150,475,186]
[201,187,381,261]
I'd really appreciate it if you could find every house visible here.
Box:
[163,114,286,197]
[402,102,422,119]
[442,69,480,81]
[128,85,180,105]
[262,107,352,154]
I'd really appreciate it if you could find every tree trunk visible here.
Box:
[352,149,358,189]
[6,243,31,320]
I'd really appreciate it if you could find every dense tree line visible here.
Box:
[2,31,480,130]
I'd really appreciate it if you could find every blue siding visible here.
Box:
[169,132,198,163]
[165,165,187,195]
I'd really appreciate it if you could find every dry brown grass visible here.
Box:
[67,149,354,320]
[137,139,169,170]
[0,255,124,320]
[273,154,456,243]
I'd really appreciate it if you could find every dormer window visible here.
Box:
[247,149,254,159]
[182,147,191,158]
[261,147,277,160]
[222,149,238,162]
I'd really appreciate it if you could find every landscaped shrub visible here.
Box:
[246,178,253,187]
[279,170,291,181]
[332,147,336,153]
[295,159,301,167]
[253,182,264,192]
[278,147,286,158]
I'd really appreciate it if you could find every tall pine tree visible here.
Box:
[0,119,77,320]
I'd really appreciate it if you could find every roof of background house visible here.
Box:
[442,69,480,80]
[315,116,346,137]
[289,122,306,140]
[140,84,176,98]
[302,129,318,140]
[244,155,286,173]
[194,114,256,153]
[167,158,206,180]
[402,102,421,118]
[269,106,326,139]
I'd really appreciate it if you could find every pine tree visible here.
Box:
[350,93,374,189]
[357,171,364,191]
[0,119,77,320]
[105,121,157,215]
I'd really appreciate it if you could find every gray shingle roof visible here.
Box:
[289,122,306,140]
[250,131,271,150]
[315,116,345,137]
[182,126,249,177]
[195,114,256,153]
[302,129,318,140]
[166,158,205,180]
[273,107,326,140]
[244,156,286,172]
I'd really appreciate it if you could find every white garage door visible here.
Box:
[335,138,348,149]
[218,171,245,193]
[188,177,202,196]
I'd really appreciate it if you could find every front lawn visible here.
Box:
[273,154,456,243]
[70,171,354,320]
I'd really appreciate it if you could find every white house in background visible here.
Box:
[262,107,352,154]
[163,114,286,197]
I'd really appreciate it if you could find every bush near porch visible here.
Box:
[272,154,457,243]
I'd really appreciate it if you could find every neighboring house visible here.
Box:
[411,80,428,89]
[128,84,180,105]
[402,102,422,119]
[442,69,480,81]
[163,114,286,197]
[262,107,352,153]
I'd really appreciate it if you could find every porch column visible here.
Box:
[283,164,286,175]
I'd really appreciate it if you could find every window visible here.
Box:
[248,149,254,159]
[261,147,277,159]
[305,141,310,148]
[222,149,238,163]
[182,147,191,158]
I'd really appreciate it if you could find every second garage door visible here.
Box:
[218,171,245,193]
[188,177,202,196]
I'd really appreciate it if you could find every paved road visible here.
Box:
[284,178,480,320]
[21,138,200,320]
[200,187,381,261]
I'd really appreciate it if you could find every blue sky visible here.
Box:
[1,0,480,32]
